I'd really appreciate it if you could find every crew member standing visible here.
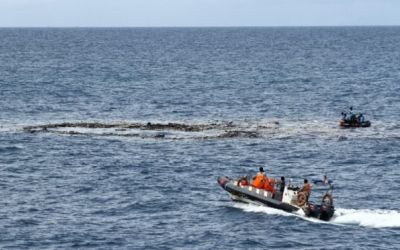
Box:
[252,167,267,189]
[301,179,312,201]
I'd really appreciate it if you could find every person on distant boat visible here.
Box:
[356,113,361,123]
[341,112,347,121]
[358,113,365,123]
[349,107,357,123]
[252,167,267,189]
[300,179,312,200]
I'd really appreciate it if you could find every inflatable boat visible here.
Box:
[218,176,335,221]
[340,119,371,128]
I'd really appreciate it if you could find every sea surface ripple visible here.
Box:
[1,27,400,249]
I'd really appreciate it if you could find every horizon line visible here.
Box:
[0,24,400,29]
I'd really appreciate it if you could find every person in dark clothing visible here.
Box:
[349,107,357,123]
[274,176,286,201]
[341,112,347,121]
[279,176,286,193]
[358,113,365,123]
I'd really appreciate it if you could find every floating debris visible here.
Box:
[18,120,395,140]
[22,121,260,139]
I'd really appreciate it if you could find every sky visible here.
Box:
[0,0,399,27]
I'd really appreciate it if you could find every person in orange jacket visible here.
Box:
[252,167,267,189]
[264,177,275,194]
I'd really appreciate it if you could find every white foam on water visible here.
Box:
[232,202,294,217]
[232,203,332,225]
[50,126,225,139]
[232,203,400,228]
[331,208,400,228]
[0,124,24,133]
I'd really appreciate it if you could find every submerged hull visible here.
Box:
[218,176,335,221]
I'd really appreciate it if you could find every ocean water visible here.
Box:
[0,27,400,249]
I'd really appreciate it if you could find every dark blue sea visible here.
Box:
[1,27,400,249]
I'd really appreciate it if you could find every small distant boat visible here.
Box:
[218,176,335,221]
[339,119,371,128]
[340,109,371,128]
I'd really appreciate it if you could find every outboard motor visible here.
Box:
[319,193,334,221]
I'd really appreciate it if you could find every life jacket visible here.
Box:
[253,173,266,189]
[264,177,275,193]
[239,177,249,186]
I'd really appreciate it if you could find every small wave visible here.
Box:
[231,203,400,228]
[0,145,24,153]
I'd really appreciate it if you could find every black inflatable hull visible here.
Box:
[303,204,335,221]
[218,176,335,221]
[340,120,371,128]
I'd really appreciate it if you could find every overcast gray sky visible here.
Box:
[0,0,399,27]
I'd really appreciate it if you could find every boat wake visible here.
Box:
[232,203,400,228]
[331,208,400,228]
